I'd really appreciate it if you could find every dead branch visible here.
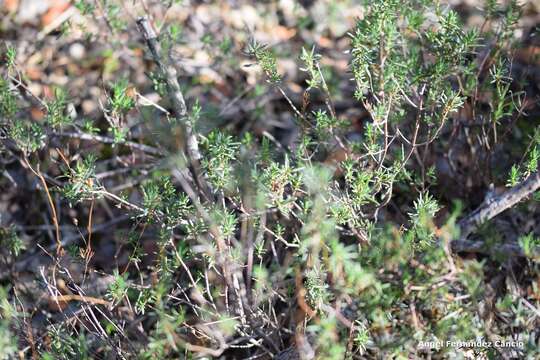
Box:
[136,17,211,198]
[22,157,63,255]
[451,238,526,257]
[453,171,540,255]
[52,131,164,156]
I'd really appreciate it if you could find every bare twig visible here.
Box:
[452,171,540,255]
[50,294,112,307]
[457,171,540,240]
[37,6,76,41]
[520,297,540,319]
[22,157,63,255]
[52,131,164,156]
[136,17,211,198]
[451,238,525,257]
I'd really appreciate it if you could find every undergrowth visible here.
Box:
[1,0,540,359]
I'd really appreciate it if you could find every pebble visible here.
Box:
[69,42,86,60]
[15,0,49,24]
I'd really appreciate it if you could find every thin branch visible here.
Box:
[52,131,164,156]
[50,294,112,307]
[451,238,526,257]
[22,157,63,255]
[136,17,211,198]
[457,171,540,240]
[452,171,540,256]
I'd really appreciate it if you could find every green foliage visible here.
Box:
[9,120,45,154]
[110,125,128,143]
[518,233,540,258]
[313,109,337,139]
[109,79,135,114]
[140,307,186,359]
[300,46,322,90]
[2,0,538,358]
[104,1,127,32]
[407,192,440,249]
[246,40,282,83]
[74,0,95,15]
[82,118,100,134]
[135,288,153,315]
[212,207,237,239]
[5,45,16,70]
[107,269,129,305]
[309,315,346,360]
[46,88,72,128]
[0,225,24,257]
[62,154,100,202]
[44,326,90,360]
[459,260,485,300]
[257,158,299,214]
[140,176,193,227]
[149,71,167,97]
[201,131,239,191]
[353,321,370,356]
[305,265,330,312]
[527,145,539,174]
[0,78,17,117]
[0,287,17,360]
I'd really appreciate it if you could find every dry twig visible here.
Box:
[136,17,211,198]
[453,171,540,255]
[22,157,63,255]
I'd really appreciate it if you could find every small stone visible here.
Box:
[15,0,49,24]
[81,99,98,114]
[69,42,86,60]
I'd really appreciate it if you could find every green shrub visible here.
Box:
[1,0,538,359]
